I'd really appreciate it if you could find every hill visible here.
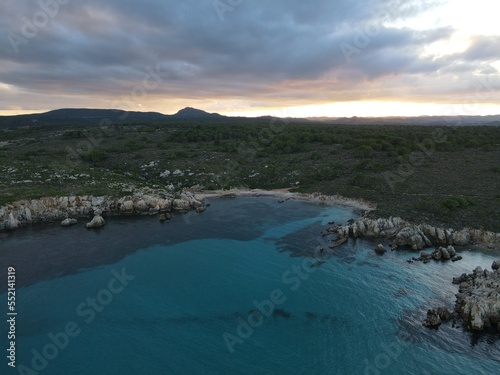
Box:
[1,107,499,129]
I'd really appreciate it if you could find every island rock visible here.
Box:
[86,215,106,229]
[375,244,386,255]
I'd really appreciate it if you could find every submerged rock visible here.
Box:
[424,307,453,328]
[158,213,171,222]
[425,310,441,327]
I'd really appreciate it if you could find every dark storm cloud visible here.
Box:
[0,0,496,110]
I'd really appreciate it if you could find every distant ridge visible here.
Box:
[0,107,499,128]
[308,115,500,126]
[0,107,226,128]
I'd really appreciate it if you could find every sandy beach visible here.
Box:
[192,188,377,212]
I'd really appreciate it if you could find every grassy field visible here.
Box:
[1,120,499,231]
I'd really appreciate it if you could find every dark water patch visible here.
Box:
[0,197,333,292]
[272,308,292,319]
[320,315,338,323]
[276,209,356,258]
[395,288,410,298]
[16,316,57,337]
[99,309,356,329]
[357,261,381,268]
[338,256,356,264]
[276,222,326,258]
[310,260,325,268]
[305,312,318,320]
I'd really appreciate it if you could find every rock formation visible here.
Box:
[424,307,453,328]
[0,188,205,231]
[86,214,106,229]
[454,262,500,332]
[374,244,386,255]
[333,217,500,250]
[60,218,78,227]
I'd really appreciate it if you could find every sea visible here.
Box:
[1,196,499,375]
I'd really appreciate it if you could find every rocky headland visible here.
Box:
[425,262,500,333]
[0,188,205,231]
[331,216,500,250]
[453,262,500,332]
[325,216,500,334]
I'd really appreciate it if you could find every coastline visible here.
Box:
[192,188,376,212]
[2,187,499,335]
[0,188,376,232]
[1,187,499,251]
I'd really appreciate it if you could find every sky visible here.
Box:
[0,0,499,117]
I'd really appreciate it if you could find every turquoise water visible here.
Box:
[1,197,499,374]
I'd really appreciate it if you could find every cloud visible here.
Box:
[0,0,498,114]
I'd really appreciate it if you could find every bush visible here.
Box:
[416,198,446,215]
[311,152,321,161]
[63,130,85,139]
[80,149,109,164]
[316,167,338,181]
[350,173,379,188]
[441,196,474,211]
[354,145,374,158]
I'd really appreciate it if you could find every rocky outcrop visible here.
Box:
[158,213,171,222]
[60,218,78,227]
[374,244,386,255]
[86,214,105,229]
[0,188,206,231]
[333,217,500,250]
[424,307,453,328]
[431,246,456,261]
[454,262,500,332]
[6,213,19,230]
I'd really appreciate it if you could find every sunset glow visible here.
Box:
[0,0,499,117]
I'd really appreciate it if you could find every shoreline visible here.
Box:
[191,188,376,212]
[1,187,499,252]
[0,188,376,232]
[2,187,499,335]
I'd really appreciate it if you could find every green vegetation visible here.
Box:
[0,120,499,231]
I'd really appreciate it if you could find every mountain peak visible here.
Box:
[174,107,222,118]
